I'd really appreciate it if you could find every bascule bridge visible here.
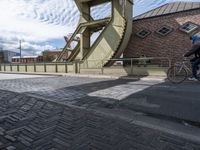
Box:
[56,0,133,68]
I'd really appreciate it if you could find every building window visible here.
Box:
[156,26,173,36]
[179,22,199,33]
[136,29,151,38]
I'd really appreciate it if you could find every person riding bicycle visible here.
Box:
[184,35,200,81]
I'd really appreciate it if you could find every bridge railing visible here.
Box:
[79,57,171,69]
[0,57,171,76]
[0,62,75,74]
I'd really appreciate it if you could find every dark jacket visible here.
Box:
[184,45,200,57]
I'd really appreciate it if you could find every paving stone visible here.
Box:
[6,146,16,150]
[0,127,5,132]
[0,131,4,136]
[49,148,59,150]
[23,126,38,134]
[18,136,32,147]
[19,134,34,142]
[53,138,71,147]
[4,135,16,142]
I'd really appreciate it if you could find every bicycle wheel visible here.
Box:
[167,66,187,84]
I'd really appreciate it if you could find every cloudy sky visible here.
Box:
[0,0,199,56]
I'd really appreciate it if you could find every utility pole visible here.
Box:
[19,40,22,60]
[18,40,23,63]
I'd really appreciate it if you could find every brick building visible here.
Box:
[124,2,200,63]
[12,56,43,63]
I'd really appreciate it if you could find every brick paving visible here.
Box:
[0,74,199,149]
[0,75,162,106]
[0,90,200,150]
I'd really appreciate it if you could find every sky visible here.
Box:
[0,0,199,56]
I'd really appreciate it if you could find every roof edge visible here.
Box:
[133,5,200,22]
[133,2,200,21]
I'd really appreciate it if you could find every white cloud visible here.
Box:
[0,0,78,54]
[2,1,75,35]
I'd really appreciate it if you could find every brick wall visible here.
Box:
[124,9,200,64]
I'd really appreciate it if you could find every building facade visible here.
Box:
[12,56,43,63]
[0,50,20,63]
[124,2,200,63]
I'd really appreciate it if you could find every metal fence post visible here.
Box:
[55,63,58,73]
[101,60,104,74]
[75,62,78,74]
[4,64,6,71]
[25,63,27,72]
[78,62,81,73]
[17,64,19,72]
[65,62,68,73]
[44,63,46,72]
[34,63,36,72]
[10,64,12,72]
[131,58,133,75]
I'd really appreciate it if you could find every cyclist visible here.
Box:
[184,35,200,81]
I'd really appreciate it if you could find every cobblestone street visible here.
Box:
[0,73,200,150]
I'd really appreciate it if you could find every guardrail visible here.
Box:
[0,62,75,73]
[79,57,171,69]
[77,57,171,75]
[0,57,171,76]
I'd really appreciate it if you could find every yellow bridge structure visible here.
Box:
[56,0,134,68]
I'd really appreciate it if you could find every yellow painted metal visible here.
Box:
[57,0,133,68]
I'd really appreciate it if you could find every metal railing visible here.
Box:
[0,62,74,73]
[0,57,171,75]
[79,57,171,69]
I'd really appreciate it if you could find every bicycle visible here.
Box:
[167,58,200,84]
